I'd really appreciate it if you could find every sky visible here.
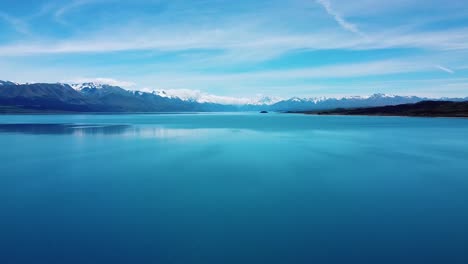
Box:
[1,0,468,102]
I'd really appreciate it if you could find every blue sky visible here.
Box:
[1,0,468,100]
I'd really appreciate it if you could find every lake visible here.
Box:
[1,113,468,264]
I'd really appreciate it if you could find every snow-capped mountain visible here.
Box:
[268,93,429,111]
[70,82,108,91]
[253,96,283,105]
[0,80,17,86]
[1,80,467,112]
[149,89,282,105]
[151,90,181,100]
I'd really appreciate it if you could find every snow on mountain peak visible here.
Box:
[146,89,282,105]
[70,82,108,91]
[369,93,397,98]
[285,96,330,104]
[66,78,135,91]
[0,80,19,86]
[251,95,283,105]
[152,89,177,99]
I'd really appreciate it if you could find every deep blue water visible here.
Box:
[1,113,468,264]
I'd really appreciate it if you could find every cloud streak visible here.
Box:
[54,0,99,24]
[435,65,454,74]
[0,12,29,35]
[316,0,364,36]
[2,23,468,60]
[145,59,436,85]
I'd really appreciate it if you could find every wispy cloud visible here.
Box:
[0,12,29,35]
[117,59,437,96]
[0,25,356,58]
[435,65,454,74]
[316,0,364,36]
[2,22,468,60]
[0,57,456,92]
[54,0,100,24]
[147,59,432,84]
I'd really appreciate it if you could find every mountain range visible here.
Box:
[1,80,467,113]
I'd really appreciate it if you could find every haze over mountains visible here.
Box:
[1,80,467,113]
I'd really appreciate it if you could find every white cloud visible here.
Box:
[2,24,468,62]
[316,0,364,36]
[435,65,454,74]
[0,12,29,35]
[143,59,432,87]
[2,54,465,97]
[54,0,99,24]
[0,0,467,63]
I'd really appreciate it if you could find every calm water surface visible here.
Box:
[1,113,468,264]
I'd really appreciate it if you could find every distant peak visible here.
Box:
[369,93,396,98]
[0,80,18,86]
[151,89,180,99]
[253,95,283,105]
[70,82,112,91]
[289,97,303,102]
[285,96,330,104]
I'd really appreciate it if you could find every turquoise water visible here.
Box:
[1,113,468,264]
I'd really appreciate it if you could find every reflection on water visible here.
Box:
[0,123,131,135]
[1,115,468,264]
[0,123,222,139]
[122,126,216,139]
